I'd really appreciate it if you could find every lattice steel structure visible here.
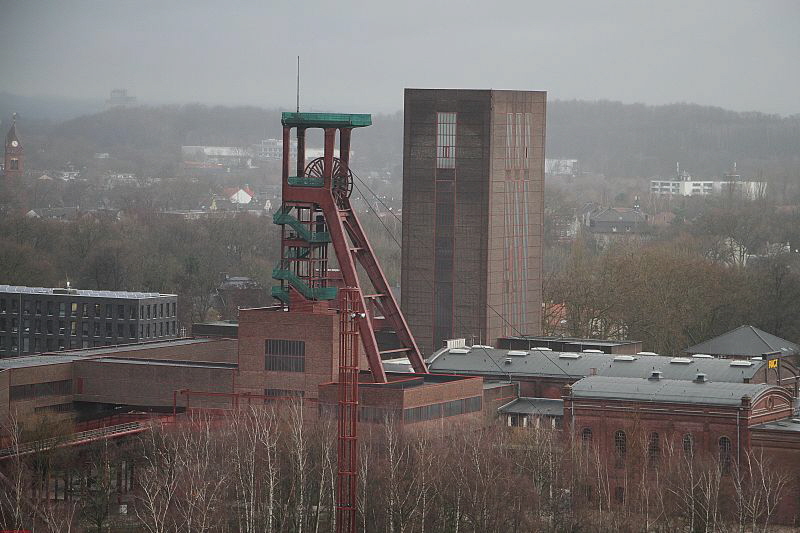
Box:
[273,112,428,383]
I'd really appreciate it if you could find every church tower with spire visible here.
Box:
[4,113,24,178]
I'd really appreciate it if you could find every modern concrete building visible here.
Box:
[401,89,546,354]
[0,285,178,357]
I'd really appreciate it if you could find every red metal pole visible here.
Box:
[336,287,360,533]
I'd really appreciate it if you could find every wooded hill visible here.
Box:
[6,96,799,182]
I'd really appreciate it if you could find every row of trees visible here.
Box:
[0,406,791,532]
[0,213,280,326]
[544,234,800,354]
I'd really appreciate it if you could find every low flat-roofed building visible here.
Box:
[498,397,563,429]
[0,337,238,427]
[318,372,485,428]
[427,345,799,398]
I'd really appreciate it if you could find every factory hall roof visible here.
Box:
[427,346,768,383]
[570,376,772,406]
[686,325,799,358]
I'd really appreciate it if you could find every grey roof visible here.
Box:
[0,354,86,370]
[0,339,229,371]
[0,284,176,299]
[55,338,218,357]
[590,207,647,224]
[499,397,563,417]
[686,325,799,357]
[428,346,768,383]
[86,357,237,369]
[572,376,772,406]
[752,417,800,433]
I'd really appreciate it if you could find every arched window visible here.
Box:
[614,430,627,468]
[581,427,593,446]
[719,436,732,473]
[647,432,660,468]
[682,434,694,458]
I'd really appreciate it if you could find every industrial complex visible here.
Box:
[3,92,800,528]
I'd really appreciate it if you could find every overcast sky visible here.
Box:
[1,0,798,115]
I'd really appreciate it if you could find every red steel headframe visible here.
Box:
[337,287,360,533]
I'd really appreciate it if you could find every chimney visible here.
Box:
[695,373,708,383]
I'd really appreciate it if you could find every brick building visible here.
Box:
[0,285,178,357]
[401,89,546,354]
[564,375,800,523]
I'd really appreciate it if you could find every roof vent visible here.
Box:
[637,351,659,356]
[670,357,692,364]
[507,350,528,357]
[533,347,552,351]
[750,356,763,361]
[559,352,582,359]
[613,355,636,362]
[695,373,708,383]
[472,344,494,350]
[445,338,466,349]
[730,360,753,367]
[503,358,513,365]
[582,349,603,353]
[692,354,713,359]
[448,348,471,355]
[649,371,663,380]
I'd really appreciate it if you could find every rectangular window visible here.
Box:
[105,304,112,319]
[265,339,306,372]
[0,317,4,331]
[10,380,72,401]
[95,304,102,318]
[118,305,125,319]
[71,303,78,316]
[172,302,176,317]
[436,112,456,169]
[94,322,101,337]
[0,298,5,312]
[403,396,482,424]
[47,320,53,334]
[147,305,151,319]
[82,322,89,337]
[23,300,30,315]
[34,318,41,333]
[58,302,66,317]
[9,158,19,171]
[70,321,77,336]
[35,300,41,315]
[117,323,124,338]
[130,306,137,320]
[46,301,53,315]
[82,304,89,318]
[105,323,112,338]
[129,324,136,338]
[160,303,164,318]
[264,388,305,402]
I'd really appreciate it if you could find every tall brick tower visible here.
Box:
[401,89,546,354]
[4,113,23,178]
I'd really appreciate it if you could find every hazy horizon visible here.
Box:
[1,1,799,116]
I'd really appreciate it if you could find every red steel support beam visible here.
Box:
[336,288,360,533]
